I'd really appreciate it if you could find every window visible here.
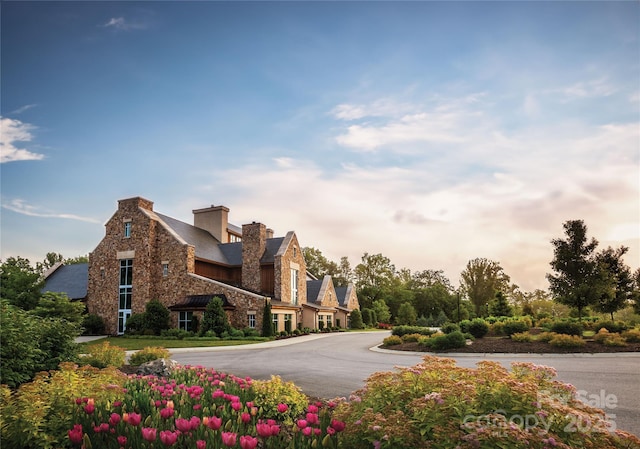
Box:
[290,269,299,305]
[162,263,169,277]
[118,258,133,334]
[229,233,242,243]
[284,314,292,332]
[272,314,279,333]
[179,311,193,331]
[326,315,333,328]
[248,313,256,328]
[124,221,131,238]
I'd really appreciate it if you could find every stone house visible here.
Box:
[87,196,358,335]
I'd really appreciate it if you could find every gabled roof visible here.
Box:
[168,294,235,311]
[306,279,323,303]
[334,286,350,307]
[41,263,88,300]
[217,238,285,266]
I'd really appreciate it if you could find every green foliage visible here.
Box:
[0,256,44,310]
[382,335,403,346]
[123,312,146,335]
[550,320,584,336]
[395,302,417,325]
[464,318,490,338]
[421,330,467,350]
[37,317,81,372]
[622,328,640,343]
[440,322,460,334]
[489,291,513,317]
[502,319,531,337]
[511,332,534,342]
[32,292,85,325]
[129,346,171,365]
[361,308,374,326]
[199,296,230,338]
[144,299,170,335]
[392,325,436,337]
[262,299,274,337]
[349,309,363,329]
[252,375,308,424]
[460,258,510,317]
[160,328,194,339]
[82,313,105,335]
[548,334,586,348]
[401,333,424,343]
[593,320,628,334]
[371,299,391,324]
[78,341,126,368]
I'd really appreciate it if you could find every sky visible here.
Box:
[1,1,639,292]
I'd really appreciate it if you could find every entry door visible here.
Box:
[118,310,131,335]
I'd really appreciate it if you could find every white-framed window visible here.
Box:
[248,313,256,328]
[124,221,131,238]
[118,258,133,334]
[290,268,299,305]
[179,311,193,331]
[272,314,279,332]
[326,315,333,328]
[162,263,169,277]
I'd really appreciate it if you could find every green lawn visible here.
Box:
[79,336,267,351]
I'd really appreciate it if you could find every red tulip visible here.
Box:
[117,435,127,446]
[277,403,288,413]
[67,424,83,445]
[127,412,142,426]
[196,440,206,449]
[331,419,346,432]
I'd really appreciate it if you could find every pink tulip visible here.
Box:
[190,416,201,430]
[239,435,258,449]
[196,440,206,449]
[83,403,95,414]
[277,403,289,413]
[205,415,222,430]
[160,430,178,446]
[160,407,174,419]
[221,432,237,447]
[142,427,157,442]
[297,419,308,429]
[175,417,191,433]
[302,426,312,437]
[306,412,319,425]
[109,413,121,426]
[241,412,251,424]
[68,424,83,445]
[127,412,142,426]
[231,401,242,411]
[117,435,127,446]
[307,404,319,413]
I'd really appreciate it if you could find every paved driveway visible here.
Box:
[169,331,640,437]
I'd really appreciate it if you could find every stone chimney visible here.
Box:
[118,197,154,212]
[266,228,274,239]
[242,222,266,292]
[193,205,229,242]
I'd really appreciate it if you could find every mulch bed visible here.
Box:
[387,337,640,354]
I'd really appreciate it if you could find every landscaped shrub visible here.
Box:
[537,331,558,343]
[123,312,146,335]
[593,328,612,344]
[333,356,639,449]
[382,335,403,346]
[421,331,467,350]
[440,322,460,334]
[594,320,628,334]
[536,317,554,330]
[129,346,171,365]
[161,328,193,339]
[466,318,489,338]
[78,341,126,368]
[550,320,584,336]
[144,299,171,335]
[622,328,640,343]
[401,333,424,343]
[503,319,530,337]
[549,334,586,348]
[603,334,627,347]
[82,313,106,335]
[490,320,505,335]
[349,309,364,329]
[199,296,230,337]
[511,332,533,342]
[392,325,436,337]
[252,375,309,424]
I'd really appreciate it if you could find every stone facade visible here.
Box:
[87,196,355,335]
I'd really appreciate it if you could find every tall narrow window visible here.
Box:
[162,263,169,277]
[272,314,279,333]
[248,313,256,329]
[124,221,131,238]
[179,311,193,331]
[290,268,299,305]
[118,259,133,334]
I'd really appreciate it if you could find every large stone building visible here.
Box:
[86,196,358,335]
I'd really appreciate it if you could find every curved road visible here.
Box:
[169,331,640,437]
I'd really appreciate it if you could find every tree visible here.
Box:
[460,258,510,317]
[144,299,171,335]
[633,268,640,315]
[593,246,635,320]
[412,284,454,321]
[335,256,353,287]
[354,253,396,309]
[262,300,274,337]
[396,302,417,325]
[350,309,364,329]
[0,257,43,310]
[489,291,513,317]
[409,269,454,292]
[35,252,65,274]
[303,247,339,280]
[546,220,607,321]
[200,297,230,337]
[371,299,391,324]
[32,291,85,325]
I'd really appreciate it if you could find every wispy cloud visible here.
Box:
[0,117,45,163]
[103,16,148,31]
[11,104,38,115]
[1,198,101,223]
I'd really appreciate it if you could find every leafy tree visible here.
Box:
[371,299,391,324]
[144,299,171,335]
[354,253,396,309]
[302,247,339,280]
[412,283,454,320]
[335,256,353,287]
[546,220,608,321]
[361,308,374,326]
[261,299,274,337]
[349,309,364,329]
[32,291,85,325]
[489,291,513,317]
[0,257,43,310]
[35,252,65,274]
[460,258,510,317]
[593,246,635,320]
[200,296,230,337]
[396,302,417,325]
[408,269,454,292]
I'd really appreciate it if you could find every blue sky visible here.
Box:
[1,1,638,292]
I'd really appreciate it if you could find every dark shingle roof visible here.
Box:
[168,294,234,311]
[41,263,88,300]
[306,279,323,303]
[334,286,348,306]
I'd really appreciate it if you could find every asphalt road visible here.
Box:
[169,331,640,437]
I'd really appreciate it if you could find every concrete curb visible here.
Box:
[369,345,640,358]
